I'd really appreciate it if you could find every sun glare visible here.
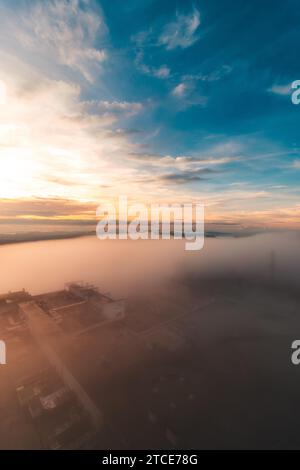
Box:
[0,148,38,199]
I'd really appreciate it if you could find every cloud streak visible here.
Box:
[159,9,201,50]
[11,0,107,82]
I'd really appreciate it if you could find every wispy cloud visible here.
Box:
[170,81,207,107]
[85,100,144,116]
[128,153,239,169]
[292,160,300,169]
[0,0,161,209]
[134,49,171,79]
[0,197,95,221]
[3,0,107,82]
[0,43,143,202]
[158,8,201,50]
[183,65,233,82]
[132,7,201,79]
[155,168,216,185]
[172,83,188,97]
[268,83,292,96]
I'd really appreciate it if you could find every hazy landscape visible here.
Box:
[1,231,300,449]
[1,0,300,452]
[1,231,299,296]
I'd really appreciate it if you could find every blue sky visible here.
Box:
[101,0,300,159]
[0,0,299,228]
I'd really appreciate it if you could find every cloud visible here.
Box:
[129,154,227,186]
[292,160,300,169]
[0,197,96,221]
[156,168,215,185]
[0,1,146,205]
[3,0,107,82]
[128,153,238,169]
[172,83,188,97]
[132,8,201,79]
[171,81,207,107]
[158,9,201,50]
[183,65,233,82]
[0,49,144,201]
[170,65,232,106]
[268,83,292,96]
[134,50,170,79]
[153,65,171,79]
[85,100,144,116]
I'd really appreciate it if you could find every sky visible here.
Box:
[0,0,299,230]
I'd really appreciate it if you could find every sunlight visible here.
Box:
[0,147,37,199]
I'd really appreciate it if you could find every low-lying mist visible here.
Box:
[0,231,299,296]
